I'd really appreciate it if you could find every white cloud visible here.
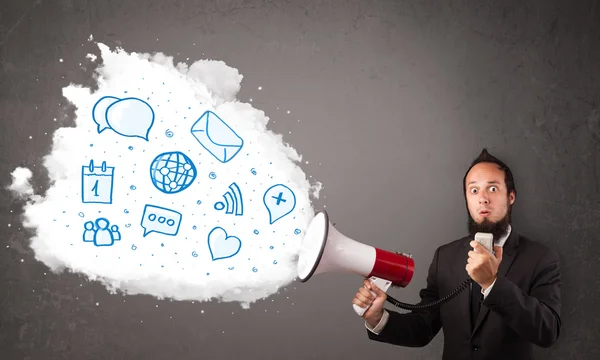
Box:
[9,43,322,309]
[7,167,34,196]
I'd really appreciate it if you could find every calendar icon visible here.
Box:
[82,160,115,204]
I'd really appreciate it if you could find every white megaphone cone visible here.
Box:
[297,210,415,316]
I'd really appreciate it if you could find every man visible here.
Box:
[352,148,562,360]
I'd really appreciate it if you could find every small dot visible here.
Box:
[96,302,99,306]
[258,86,262,90]
[59,59,63,62]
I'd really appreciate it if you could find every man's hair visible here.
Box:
[462,148,517,199]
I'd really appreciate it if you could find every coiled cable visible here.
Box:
[384,278,473,312]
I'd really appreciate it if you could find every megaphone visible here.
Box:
[297,210,473,316]
[296,210,415,315]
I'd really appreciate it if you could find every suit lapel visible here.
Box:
[454,239,473,326]
[470,231,520,336]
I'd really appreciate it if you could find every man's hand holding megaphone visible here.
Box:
[353,278,388,327]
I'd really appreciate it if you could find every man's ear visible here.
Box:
[509,191,516,205]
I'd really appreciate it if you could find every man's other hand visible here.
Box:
[466,241,503,290]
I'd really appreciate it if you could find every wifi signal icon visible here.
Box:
[214,182,244,216]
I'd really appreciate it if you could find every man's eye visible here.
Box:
[490,186,497,191]
[470,188,477,193]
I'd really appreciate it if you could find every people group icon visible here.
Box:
[83,217,122,247]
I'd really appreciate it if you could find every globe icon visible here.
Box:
[149,151,197,194]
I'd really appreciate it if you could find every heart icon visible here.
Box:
[208,226,241,261]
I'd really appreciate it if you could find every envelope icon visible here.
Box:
[190,110,244,163]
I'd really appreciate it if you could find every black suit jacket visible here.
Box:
[367,230,562,360]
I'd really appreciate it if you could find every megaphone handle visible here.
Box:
[353,303,370,316]
[354,276,392,316]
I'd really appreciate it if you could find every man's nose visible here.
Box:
[479,196,489,204]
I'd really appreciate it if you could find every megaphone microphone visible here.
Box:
[297,210,473,316]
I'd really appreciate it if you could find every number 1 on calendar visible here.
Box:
[91,180,100,196]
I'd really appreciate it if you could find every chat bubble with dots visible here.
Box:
[141,204,182,237]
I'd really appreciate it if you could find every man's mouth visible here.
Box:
[479,210,491,217]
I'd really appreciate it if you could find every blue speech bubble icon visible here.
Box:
[92,96,119,133]
[106,97,155,140]
[140,204,182,237]
[263,184,296,224]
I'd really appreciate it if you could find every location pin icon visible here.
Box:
[263,184,296,224]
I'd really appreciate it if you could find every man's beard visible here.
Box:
[467,205,512,243]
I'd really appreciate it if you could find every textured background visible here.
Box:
[1,0,599,359]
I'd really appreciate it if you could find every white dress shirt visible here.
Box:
[365,226,512,335]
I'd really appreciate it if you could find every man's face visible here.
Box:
[465,162,515,240]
